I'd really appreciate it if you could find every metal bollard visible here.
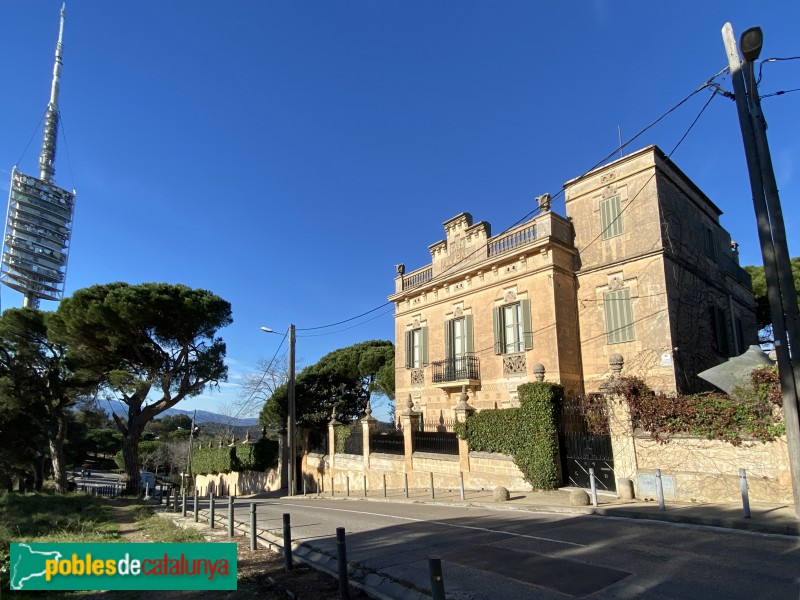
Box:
[182,488,187,517]
[430,472,435,499]
[346,476,350,497]
[209,491,215,528]
[283,513,293,571]
[589,468,599,507]
[363,475,367,498]
[228,495,235,538]
[739,468,751,518]
[459,472,465,500]
[404,473,409,499]
[250,503,257,551]
[304,478,307,497]
[331,476,335,497]
[145,482,150,500]
[383,474,387,498]
[429,557,446,600]
[336,527,349,600]
[655,469,666,511]
[193,488,199,523]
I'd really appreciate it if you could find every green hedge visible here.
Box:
[454,382,562,490]
[190,438,279,476]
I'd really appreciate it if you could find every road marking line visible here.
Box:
[271,502,586,548]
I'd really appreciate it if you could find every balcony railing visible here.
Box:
[487,222,537,257]
[402,266,433,291]
[431,354,480,383]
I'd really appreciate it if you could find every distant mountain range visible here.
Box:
[96,399,259,427]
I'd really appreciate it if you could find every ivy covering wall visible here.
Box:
[454,382,563,490]
[190,438,279,476]
[611,367,784,445]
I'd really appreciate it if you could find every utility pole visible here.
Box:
[723,23,800,517]
[288,324,297,496]
[185,409,198,493]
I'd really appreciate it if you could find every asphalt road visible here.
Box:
[189,496,800,599]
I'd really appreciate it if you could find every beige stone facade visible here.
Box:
[566,146,757,394]
[390,146,757,414]
[389,209,583,420]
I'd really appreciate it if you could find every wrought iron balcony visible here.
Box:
[431,354,480,387]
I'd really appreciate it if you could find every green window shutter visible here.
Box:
[521,299,533,350]
[604,288,635,344]
[404,331,412,368]
[421,326,429,366]
[465,315,474,354]
[444,320,453,360]
[601,196,623,239]
[493,307,503,354]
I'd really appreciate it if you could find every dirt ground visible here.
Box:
[102,503,372,600]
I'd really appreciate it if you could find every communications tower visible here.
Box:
[1,4,76,308]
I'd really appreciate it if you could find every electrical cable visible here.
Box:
[577,88,719,256]
[296,302,391,331]
[221,328,288,428]
[761,87,800,99]
[286,69,727,338]
[757,56,800,85]
[297,307,395,338]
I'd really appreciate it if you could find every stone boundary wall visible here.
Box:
[467,452,532,491]
[633,434,791,504]
[607,390,792,503]
[195,468,281,496]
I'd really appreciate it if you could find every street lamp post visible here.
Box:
[722,23,800,517]
[261,324,297,496]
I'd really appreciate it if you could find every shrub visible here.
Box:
[190,438,279,476]
[454,382,562,490]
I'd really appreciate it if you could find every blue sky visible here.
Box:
[1,1,798,420]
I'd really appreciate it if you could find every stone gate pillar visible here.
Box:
[453,386,475,477]
[361,399,378,471]
[601,354,638,496]
[400,395,421,476]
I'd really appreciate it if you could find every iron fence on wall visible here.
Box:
[370,425,405,455]
[341,426,363,456]
[412,430,459,455]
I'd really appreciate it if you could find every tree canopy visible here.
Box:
[744,257,800,340]
[0,308,97,492]
[259,340,394,432]
[51,282,232,492]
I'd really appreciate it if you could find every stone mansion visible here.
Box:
[389,146,758,418]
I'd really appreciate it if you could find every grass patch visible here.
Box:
[135,507,205,543]
[0,492,119,592]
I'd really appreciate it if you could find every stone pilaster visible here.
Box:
[328,407,339,470]
[400,394,420,474]
[600,354,639,489]
[361,399,378,470]
[453,386,475,477]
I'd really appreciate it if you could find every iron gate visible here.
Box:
[558,395,616,492]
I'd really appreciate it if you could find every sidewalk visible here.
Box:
[285,486,800,536]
